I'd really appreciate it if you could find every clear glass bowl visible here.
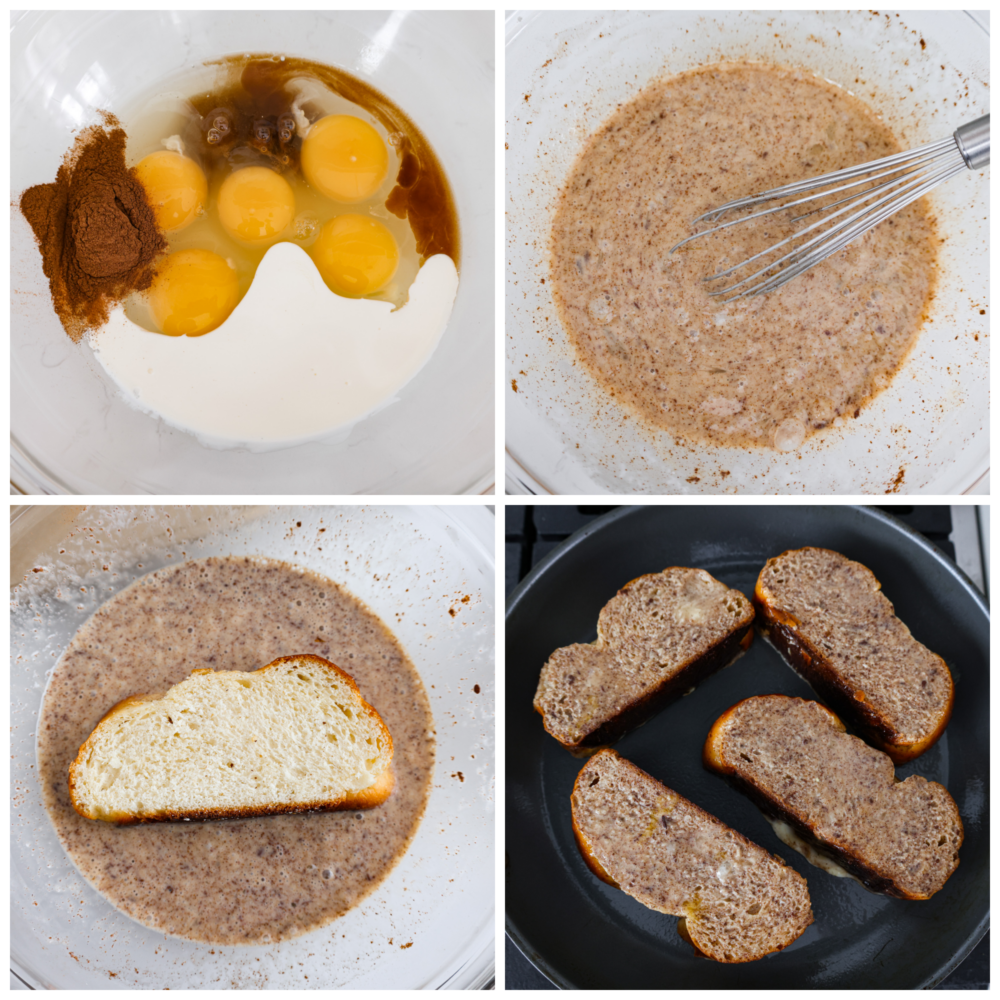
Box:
[12,12,494,495]
[11,505,495,988]
[505,10,989,494]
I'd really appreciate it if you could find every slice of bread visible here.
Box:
[534,567,754,750]
[571,749,813,963]
[69,655,394,824]
[704,695,963,899]
[755,547,954,763]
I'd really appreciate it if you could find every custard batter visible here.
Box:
[550,62,936,451]
[38,556,434,944]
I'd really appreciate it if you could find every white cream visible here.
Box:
[89,243,458,445]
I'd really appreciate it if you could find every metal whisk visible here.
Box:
[670,114,989,301]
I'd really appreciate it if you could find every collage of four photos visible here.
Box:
[9,9,990,990]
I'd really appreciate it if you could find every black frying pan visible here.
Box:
[505,505,989,988]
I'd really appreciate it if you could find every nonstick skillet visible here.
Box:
[505,505,989,988]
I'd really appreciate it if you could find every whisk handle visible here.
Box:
[955,114,990,170]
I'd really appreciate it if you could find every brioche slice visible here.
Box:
[535,567,754,750]
[572,749,813,963]
[755,547,953,763]
[704,695,963,899]
[69,655,393,824]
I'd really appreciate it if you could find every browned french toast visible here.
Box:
[704,695,963,899]
[572,749,814,962]
[535,567,753,751]
[754,547,953,763]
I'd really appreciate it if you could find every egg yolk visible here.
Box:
[217,167,295,244]
[148,249,239,336]
[311,215,399,297]
[301,115,389,203]
[134,151,207,232]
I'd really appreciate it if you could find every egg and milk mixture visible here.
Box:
[92,55,460,444]
[549,62,936,453]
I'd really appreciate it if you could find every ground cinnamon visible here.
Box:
[19,112,166,342]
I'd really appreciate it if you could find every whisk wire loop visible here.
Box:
[694,137,956,222]
[670,147,952,259]
[668,114,988,298]
[713,164,966,300]
[706,150,967,300]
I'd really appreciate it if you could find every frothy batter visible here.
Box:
[37,556,434,945]
[550,62,936,451]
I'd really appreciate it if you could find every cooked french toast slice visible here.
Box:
[704,695,963,899]
[572,749,813,963]
[754,546,953,763]
[69,654,393,823]
[535,567,754,750]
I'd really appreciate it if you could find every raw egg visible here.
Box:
[311,214,399,297]
[301,115,389,203]
[134,151,207,232]
[148,249,239,336]
[218,166,295,244]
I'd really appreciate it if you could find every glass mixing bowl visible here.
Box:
[11,505,495,988]
[505,10,988,494]
[12,12,494,494]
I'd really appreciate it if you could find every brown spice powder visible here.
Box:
[19,112,165,342]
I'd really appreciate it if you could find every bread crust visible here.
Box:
[536,568,754,751]
[570,811,621,890]
[704,695,964,900]
[754,548,954,763]
[69,655,394,824]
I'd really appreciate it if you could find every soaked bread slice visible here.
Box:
[755,547,954,763]
[572,749,813,963]
[704,695,963,899]
[535,567,754,750]
[69,654,393,823]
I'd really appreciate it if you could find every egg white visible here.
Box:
[89,243,458,445]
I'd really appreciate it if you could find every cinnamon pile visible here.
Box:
[19,112,166,342]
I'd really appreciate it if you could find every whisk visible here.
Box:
[670,114,989,301]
